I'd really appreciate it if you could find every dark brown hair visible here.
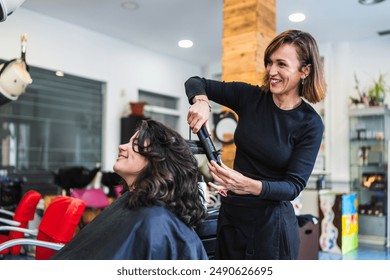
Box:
[124,119,207,227]
[262,29,326,103]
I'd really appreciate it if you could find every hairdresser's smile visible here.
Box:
[270,78,282,86]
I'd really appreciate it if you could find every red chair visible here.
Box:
[0,190,42,256]
[0,195,86,260]
[37,196,86,259]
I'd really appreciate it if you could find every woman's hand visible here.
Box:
[207,160,262,196]
[187,95,211,133]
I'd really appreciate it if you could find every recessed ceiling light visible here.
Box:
[288,13,306,23]
[121,1,139,10]
[359,0,385,5]
[55,70,64,77]
[178,40,193,48]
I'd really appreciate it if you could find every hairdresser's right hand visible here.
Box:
[187,94,211,134]
[207,160,262,196]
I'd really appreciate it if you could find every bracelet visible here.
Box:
[194,98,212,112]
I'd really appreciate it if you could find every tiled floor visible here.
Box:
[319,243,390,260]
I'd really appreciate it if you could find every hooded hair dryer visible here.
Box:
[0,33,32,106]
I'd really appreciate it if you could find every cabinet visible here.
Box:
[349,106,390,246]
[120,116,148,144]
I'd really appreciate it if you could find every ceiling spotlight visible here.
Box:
[358,0,385,4]
[178,40,193,48]
[55,70,64,77]
[288,13,306,23]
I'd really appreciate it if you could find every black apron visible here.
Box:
[215,193,300,260]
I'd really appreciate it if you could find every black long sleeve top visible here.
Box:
[185,76,324,201]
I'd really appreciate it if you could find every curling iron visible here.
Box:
[186,124,221,165]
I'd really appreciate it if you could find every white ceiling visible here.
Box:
[20,0,390,66]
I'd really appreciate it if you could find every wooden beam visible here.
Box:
[221,0,276,167]
[222,0,276,84]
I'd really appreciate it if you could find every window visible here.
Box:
[139,90,180,130]
[0,60,104,171]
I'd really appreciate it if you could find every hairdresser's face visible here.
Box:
[266,44,307,97]
[113,132,148,186]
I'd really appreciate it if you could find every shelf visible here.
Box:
[349,106,390,117]
[349,107,390,246]
[350,138,386,143]
[358,215,386,239]
[352,187,387,193]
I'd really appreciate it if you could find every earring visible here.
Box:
[301,78,305,85]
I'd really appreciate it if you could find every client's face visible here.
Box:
[113,131,148,186]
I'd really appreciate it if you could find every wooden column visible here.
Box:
[222,0,276,84]
[221,0,276,167]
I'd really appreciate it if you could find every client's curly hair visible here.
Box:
[124,119,207,228]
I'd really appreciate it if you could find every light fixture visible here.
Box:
[55,70,64,77]
[178,39,193,48]
[358,0,385,5]
[288,13,306,23]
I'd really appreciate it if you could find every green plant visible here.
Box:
[368,74,389,106]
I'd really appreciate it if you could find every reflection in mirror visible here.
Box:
[213,111,237,144]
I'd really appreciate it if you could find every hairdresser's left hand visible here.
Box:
[207,160,261,197]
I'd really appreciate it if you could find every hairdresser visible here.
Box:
[185,29,326,260]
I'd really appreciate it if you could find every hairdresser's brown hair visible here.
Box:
[262,29,326,104]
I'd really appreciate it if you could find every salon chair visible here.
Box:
[0,190,41,256]
[0,195,85,259]
[195,208,219,260]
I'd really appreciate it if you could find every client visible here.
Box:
[52,119,208,260]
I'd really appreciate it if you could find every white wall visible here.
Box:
[319,35,390,189]
[0,9,203,170]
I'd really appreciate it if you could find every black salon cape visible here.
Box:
[51,191,208,260]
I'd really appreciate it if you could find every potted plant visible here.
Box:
[129,101,146,116]
[367,74,388,106]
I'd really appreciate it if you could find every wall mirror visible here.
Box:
[212,110,237,144]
